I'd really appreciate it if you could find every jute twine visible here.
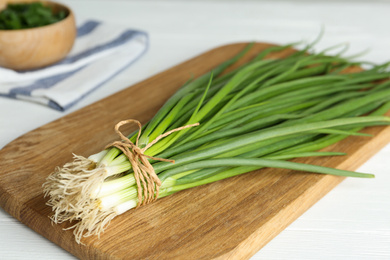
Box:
[105,119,199,207]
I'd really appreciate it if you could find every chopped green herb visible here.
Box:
[0,2,67,30]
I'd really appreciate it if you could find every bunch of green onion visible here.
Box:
[44,40,390,244]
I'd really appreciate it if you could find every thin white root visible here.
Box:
[44,154,132,244]
[65,203,117,244]
[43,154,110,225]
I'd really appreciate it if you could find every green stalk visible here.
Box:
[160,157,373,197]
[155,116,390,179]
[141,43,255,140]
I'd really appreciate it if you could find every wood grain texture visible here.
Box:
[1,43,390,260]
[0,0,76,70]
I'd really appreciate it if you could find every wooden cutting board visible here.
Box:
[1,43,390,260]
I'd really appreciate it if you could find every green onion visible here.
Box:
[43,40,390,244]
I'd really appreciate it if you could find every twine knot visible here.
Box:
[106,119,199,207]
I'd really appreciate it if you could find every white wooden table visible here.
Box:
[1,0,390,259]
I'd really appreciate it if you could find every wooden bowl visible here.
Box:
[0,0,76,70]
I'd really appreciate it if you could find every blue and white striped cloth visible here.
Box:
[0,20,148,111]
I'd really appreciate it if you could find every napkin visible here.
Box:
[0,20,148,111]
